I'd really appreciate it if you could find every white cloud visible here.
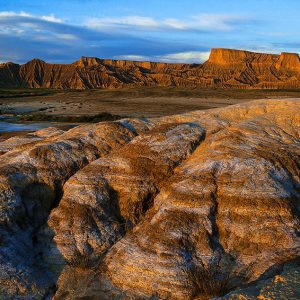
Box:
[114,51,210,64]
[0,11,76,42]
[158,51,211,63]
[41,14,64,23]
[54,33,78,40]
[86,16,159,30]
[86,14,248,32]
[0,11,31,17]
[32,33,78,42]
[164,18,187,30]
[0,11,64,23]
[116,54,150,61]
[190,14,244,31]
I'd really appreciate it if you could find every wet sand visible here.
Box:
[0,117,76,142]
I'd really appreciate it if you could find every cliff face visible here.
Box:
[202,49,300,88]
[1,48,300,89]
[0,99,299,299]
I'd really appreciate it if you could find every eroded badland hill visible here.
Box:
[0,99,299,299]
[1,48,300,89]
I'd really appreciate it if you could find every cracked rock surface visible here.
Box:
[0,99,299,299]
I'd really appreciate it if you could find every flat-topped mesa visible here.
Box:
[102,59,153,69]
[207,48,252,65]
[275,52,300,72]
[207,48,300,70]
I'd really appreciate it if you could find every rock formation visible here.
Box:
[49,122,205,263]
[0,118,152,298]
[0,127,65,155]
[1,48,300,89]
[0,99,299,299]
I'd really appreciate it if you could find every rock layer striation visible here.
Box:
[1,48,300,89]
[0,99,299,299]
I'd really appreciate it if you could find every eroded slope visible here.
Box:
[0,99,299,299]
[1,48,300,89]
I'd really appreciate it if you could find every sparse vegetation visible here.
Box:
[17,112,124,123]
[178,233,230,298]
[1,87,300,100]
[189,266,229,298]
[68,253,100,268]
[0,88,56,98]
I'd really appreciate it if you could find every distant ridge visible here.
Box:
[1,48,300,89]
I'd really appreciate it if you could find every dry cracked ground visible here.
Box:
[0,99,299,299]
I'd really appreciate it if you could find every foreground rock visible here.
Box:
[0,99,299,299]
[0,118,152,298]
[0,127,65,155]
[103,104,299,299]
[221,264,300,300]
[49,122,205,263]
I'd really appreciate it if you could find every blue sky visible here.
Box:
[0,0,299,64]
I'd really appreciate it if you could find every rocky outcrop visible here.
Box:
[202,49,300,88]
[102,104,299,299]
[207,48,254,65]
[1,48,300,89]
[0,99,299,299]
[0,127,65,155]
[0,62,21,88]
[49,122,205,263]
[275,52,300,72]
[0,118,152,298]
[221,265,300,299]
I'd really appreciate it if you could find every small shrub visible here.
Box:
[18,112,125,123]
[189,266,229,298]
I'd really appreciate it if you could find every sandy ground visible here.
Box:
[1,96,250,118]
[1,87,299,117]
[0,88,299,141]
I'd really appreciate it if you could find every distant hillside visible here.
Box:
[1,48,300,89]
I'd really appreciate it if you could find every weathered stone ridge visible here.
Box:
[0,99,299,299]
[0,118,152,298]
[208,48,254,65]
[1,48,300,89]
[49,122,205,263]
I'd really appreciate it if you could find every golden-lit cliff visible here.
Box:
[1,48,300,89]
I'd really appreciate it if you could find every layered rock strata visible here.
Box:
[0,99,299,299]
[1,49,300,89]
[103,105,299,299]
[0,118,152,298]
[0,127,65,155]
[49,122,205,263]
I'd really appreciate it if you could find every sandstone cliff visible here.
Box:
[1,49,300,89]
[0,99,299,299]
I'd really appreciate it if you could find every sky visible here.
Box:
[0,0,299,64]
